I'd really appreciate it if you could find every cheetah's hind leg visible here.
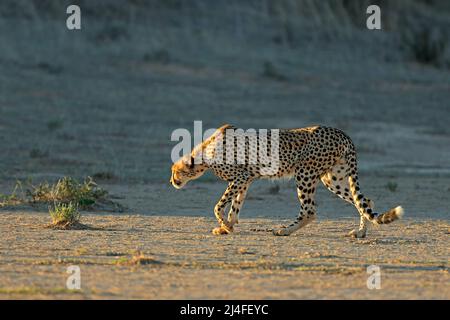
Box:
[320,160,374,238]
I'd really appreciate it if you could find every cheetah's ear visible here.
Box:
[189,156,195,169]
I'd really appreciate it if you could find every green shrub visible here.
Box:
[29,177,108,209]
[385,181,398,192]
[49,202,81,228]
[262,61,288,81]
[0,181,24,207]
[402,26,447,67]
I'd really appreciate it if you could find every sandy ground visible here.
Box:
[0,175,448,300]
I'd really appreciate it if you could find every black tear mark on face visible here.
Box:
[189,156,195,169]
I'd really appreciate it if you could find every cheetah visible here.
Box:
[170,124,403,237]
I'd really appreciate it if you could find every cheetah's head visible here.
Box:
[170,155,206,189]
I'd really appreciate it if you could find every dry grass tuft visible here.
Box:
[0,182,22,207]
[262,61,288,81]
[47,202,89,230]
[400,20,448,68]
[0,177,124,212]
[116,250,162,266]
[385,181,398,192]
[237,247,256,255]
[30,176,107,209]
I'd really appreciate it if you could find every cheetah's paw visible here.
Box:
[212,225,233,235]
[272,227,292,236]
[346,229,366,238]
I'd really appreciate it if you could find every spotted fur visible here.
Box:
[170,124,404,237]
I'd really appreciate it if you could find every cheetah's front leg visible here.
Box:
[212,179,251,235]
[212,183,233,234]
[212,182,237,235]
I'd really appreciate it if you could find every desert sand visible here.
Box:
[0,176,449,299]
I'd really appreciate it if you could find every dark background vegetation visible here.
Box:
[0,0,449,183]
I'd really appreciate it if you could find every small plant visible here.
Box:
[401,26,447,67]
[0,193,21,207]
[116,250,161,266]
[268,184,280,194]
[29,148,49,158]
[0,181,24,207]
[47,119,63,131]
[74,247,88,256]
[36,62,63,75]
[262,61,288,81]
[29,176,108,209]
[92,171,117,181]
[49,202,81,229]
[385,182,398,192]
[237,247,255,255]
[143,49,170,65]
[95,24,129,43]
[0,177,123,212]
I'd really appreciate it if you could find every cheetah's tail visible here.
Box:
[374,206,404,225]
